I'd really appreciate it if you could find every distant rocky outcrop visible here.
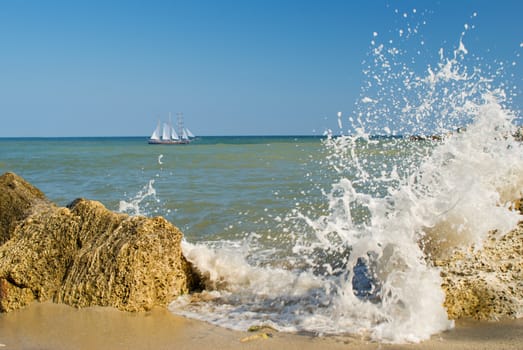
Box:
[0,172,200,313]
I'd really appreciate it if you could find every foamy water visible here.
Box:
[167,9,523,343]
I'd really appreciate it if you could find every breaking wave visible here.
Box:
[168,8,522,343]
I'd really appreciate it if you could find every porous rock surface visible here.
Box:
[437,223,523,320]
[0,172,200,312]
[0,172,48,245]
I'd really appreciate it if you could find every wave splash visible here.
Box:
[169,9,522,343]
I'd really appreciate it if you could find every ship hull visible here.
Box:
[148,139,190,145]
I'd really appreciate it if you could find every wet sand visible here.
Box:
[0,302,522,350]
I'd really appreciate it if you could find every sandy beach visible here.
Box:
[0,302,522,350]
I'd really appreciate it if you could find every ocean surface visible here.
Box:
[0,135,332,242]
[1,9,522,344]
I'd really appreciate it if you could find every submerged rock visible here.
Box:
[0,172,200,313]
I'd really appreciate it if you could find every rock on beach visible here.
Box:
[437,223,523,320]
[0,172,200,313]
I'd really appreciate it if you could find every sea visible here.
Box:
[0,135,332,243]
[1,9,522,344]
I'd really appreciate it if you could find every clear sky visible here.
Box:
[0,0,521,137]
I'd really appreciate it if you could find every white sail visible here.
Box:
[182,128,189,140]
[162,123,171,140]
[171,127,179,140]
[150,121,161,140]
[185,128,195,138]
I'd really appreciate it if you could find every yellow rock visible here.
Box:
[0,172,201,313]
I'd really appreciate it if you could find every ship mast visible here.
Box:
[176,112,184,140]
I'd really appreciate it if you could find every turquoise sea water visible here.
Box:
[0,136,333,242]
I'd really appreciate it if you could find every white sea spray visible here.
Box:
[169,9,522,343]
[118,179,158,216]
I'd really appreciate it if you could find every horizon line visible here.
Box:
[0,134,416,140]
[0,134,328,139]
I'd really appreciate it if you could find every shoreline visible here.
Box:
[1,302,522,349]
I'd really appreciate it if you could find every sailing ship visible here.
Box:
[148,112,195,144]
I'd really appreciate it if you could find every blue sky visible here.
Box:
[0,0,521,137]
